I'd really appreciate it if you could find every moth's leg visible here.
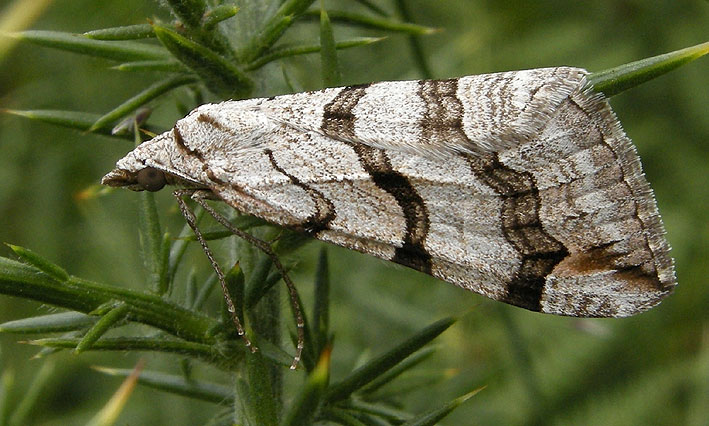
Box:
[173,189,255,353]
[190,192,305,370]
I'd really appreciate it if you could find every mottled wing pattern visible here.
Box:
[104,67,676,317]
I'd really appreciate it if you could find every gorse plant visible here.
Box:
[0,0,707,424]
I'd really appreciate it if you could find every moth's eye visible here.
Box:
[136,167,166,192]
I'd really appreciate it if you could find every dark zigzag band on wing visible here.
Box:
[466,154,569,311]
[417,79,468,148]
[416,77,570,311]
[347,144,433,273]
[264,149,336,235]
[320,83,370,139]
[322,85,433,274]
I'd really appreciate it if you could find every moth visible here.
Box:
[103,67,676,319]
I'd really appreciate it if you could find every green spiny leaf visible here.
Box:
[303,10,438,35]
[244,255,273,309]
[112,59,186,72]
[225,263,245,326]
[32,331,81,359]
[360,346,436,394]
[137,190,163,293]
[319,3,341,87]
[153,25,252,97]
[245,37,384,71]
[588,40,709,97]
[0,258,99,313]
[84,24,155,40]
[89,74,197,132]
[325,317,456,402]
[75,303,129,354]
[5,244,68,281]
[1,109,131,138]
[28,336,246,367]
[246,351,278,426]
[11,30,169,61]
[245,254,273,308]
[401,386,485,426]
[245,266,290,311]
[0,312,96,334]
[202,5,240,30]
[0,257,218,344]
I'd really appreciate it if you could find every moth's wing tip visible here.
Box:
[538,271,676,318]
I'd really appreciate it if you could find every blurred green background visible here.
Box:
[0,0,707,424]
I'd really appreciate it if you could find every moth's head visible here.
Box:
[102,130,205,192]
[102,166,170,192]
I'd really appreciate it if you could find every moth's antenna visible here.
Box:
[174,190,255,353]
[180,190,305,370]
